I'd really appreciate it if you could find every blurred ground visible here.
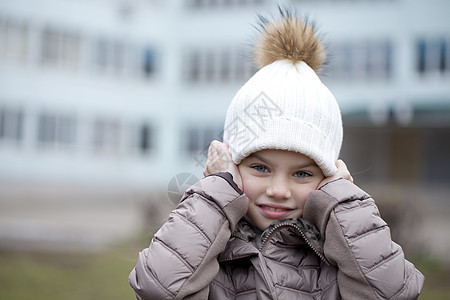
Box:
[0,181,170,253]
[0,230,449,300]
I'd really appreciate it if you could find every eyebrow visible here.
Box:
[249,153,320,169]
[249,153,270,164]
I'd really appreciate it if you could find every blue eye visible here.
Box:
[294,171,311,178]
[251,164,269,173]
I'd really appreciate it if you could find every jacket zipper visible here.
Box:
[259,221,329,264]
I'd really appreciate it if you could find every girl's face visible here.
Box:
[238,149,325,231]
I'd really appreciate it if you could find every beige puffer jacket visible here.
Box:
[129,173,424,299]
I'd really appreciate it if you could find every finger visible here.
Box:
[205,141,228,175]
[336,159,353,182]
[336,159,348,170]
[204,141,216,176]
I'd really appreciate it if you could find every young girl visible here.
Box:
[129,9,424,300]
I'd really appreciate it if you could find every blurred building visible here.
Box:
[1,0,449,187]
[0,0,449,254]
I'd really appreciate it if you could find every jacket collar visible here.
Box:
[219,217,328,264]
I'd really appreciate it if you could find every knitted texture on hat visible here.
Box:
[223,10,343,176]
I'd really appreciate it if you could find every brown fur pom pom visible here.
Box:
[254,9,326,72]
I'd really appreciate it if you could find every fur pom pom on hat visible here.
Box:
[254,10,326,72]
[223,9,343,176]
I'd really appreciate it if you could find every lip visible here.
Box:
[259,204,293,219]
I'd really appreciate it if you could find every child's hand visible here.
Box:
[203,140,243,191]
[318,159,354,189]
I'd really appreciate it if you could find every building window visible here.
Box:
[0,107,23,143]
[187,126,220,154]
[329,40,392,82]
[187,51,201,82]
[0,17,28,63]
[417,38,449,77]
[184,47,255,84]
[186,127,200,154]
[92,118,121,155]
[37,113,77,149]
[142,47,157,77]
[219,49,232,81]
[205,50,215,81]
[365,41,392,80]
[183,124,223,167]
[93,37,126,75]
[41,27,81,69]
[137,123,153,154]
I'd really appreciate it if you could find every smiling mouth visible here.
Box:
[261,206,289,212]
[260,205,293,219]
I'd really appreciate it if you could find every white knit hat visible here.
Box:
[223,11,343,176]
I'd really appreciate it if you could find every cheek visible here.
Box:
[240,175,263,203]
[294,185,317,208]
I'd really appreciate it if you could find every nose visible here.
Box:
[266,176,291,200]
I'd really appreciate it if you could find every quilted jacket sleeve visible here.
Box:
[128,173,248,300]
[303,179,424,300]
